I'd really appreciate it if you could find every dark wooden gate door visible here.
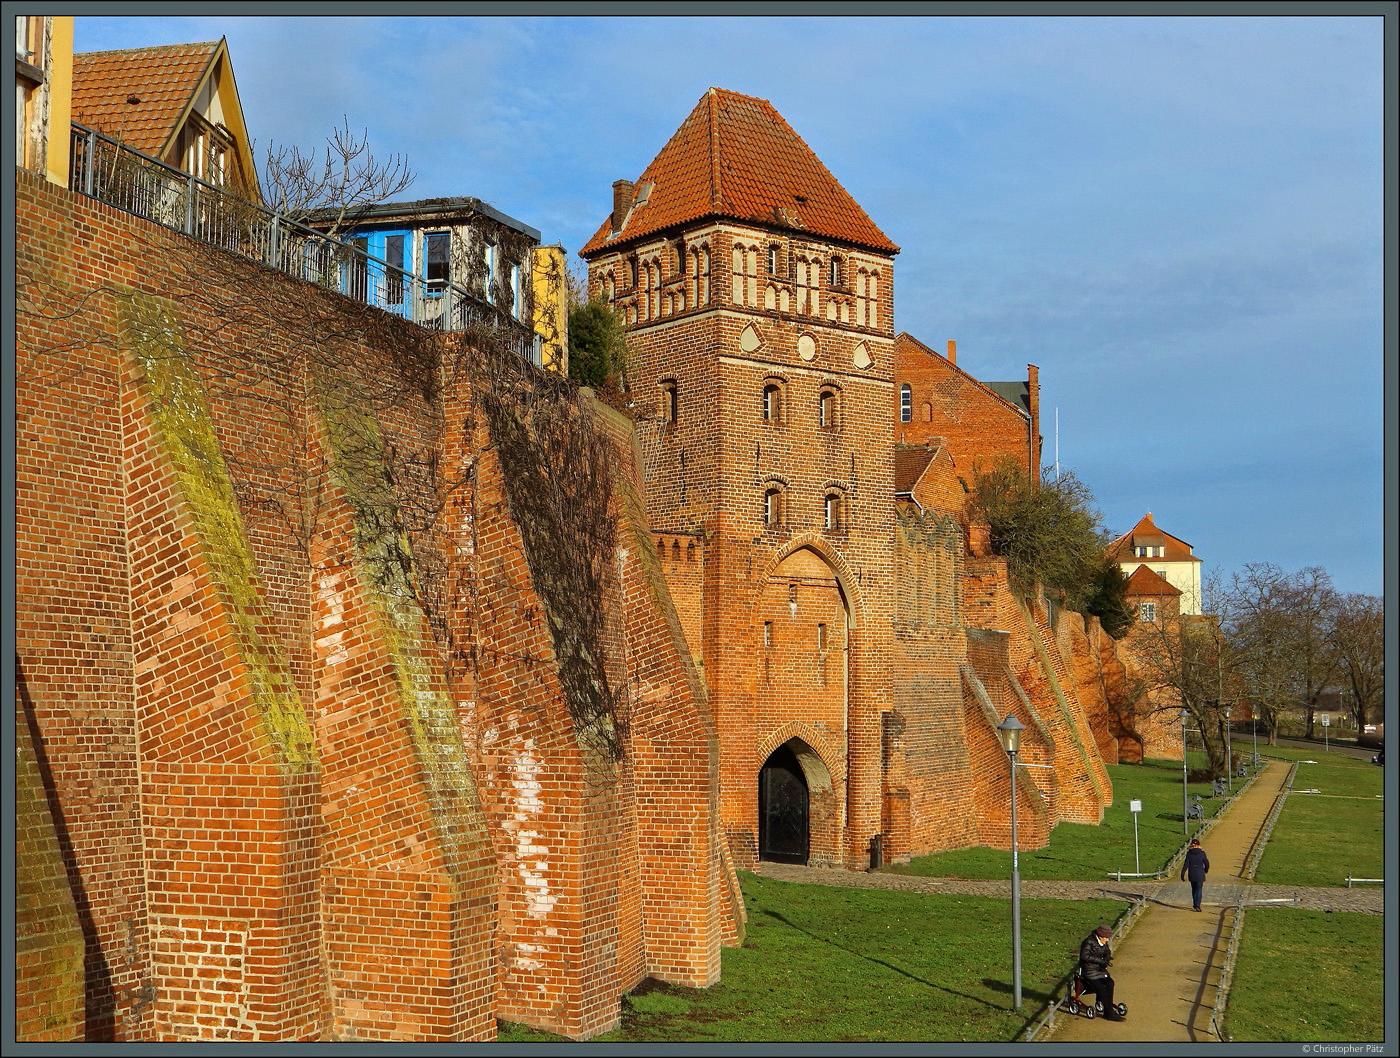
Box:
[759,744,809,864]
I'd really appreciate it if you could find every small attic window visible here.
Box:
[635,182,653,205]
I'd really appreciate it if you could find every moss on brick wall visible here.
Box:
[312,366,488,873]
[119,292,317,769]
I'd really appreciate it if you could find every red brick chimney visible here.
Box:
[612,179,635,234]
[946,339,957,366]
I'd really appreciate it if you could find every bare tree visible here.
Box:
[259,116,415,236]
[1219,563,1342,741]
[1128,609,1230,777]
[1330,593,1383,735]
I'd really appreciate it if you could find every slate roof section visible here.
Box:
[72,40,221,156]
[581,88,899,258]
[1106,512,1201,565]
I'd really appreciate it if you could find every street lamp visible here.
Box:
[1252,707,1258,767]
[1180,708,1192,836]
[1224,706,1233,791]
[997,714,1025,1011]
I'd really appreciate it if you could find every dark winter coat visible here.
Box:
[1079,933,1112,980]
[1181,846,1210,883]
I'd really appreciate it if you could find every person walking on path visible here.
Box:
[1181,837,1210,911]
[1078,924,1122,1020]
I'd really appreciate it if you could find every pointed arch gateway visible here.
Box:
[754,543,853,866]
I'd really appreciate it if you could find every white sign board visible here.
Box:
[1322,714,1331,727]
[1129,800,1142,814]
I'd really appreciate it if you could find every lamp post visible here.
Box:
[1224,706,1233,791]
[997,714,1025,1011]
[1252,708,1258,767]
[1180,708,1192,836]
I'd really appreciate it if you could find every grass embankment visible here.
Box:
[1223,911,1384,1042]
[1222,744,1383,1043]
[1239,743,1383,887]
[499,751,1384,1043]
[884,757,1223,881]
[500,873,1125,1043]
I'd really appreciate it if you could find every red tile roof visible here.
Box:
[1124,564,1181,597]
[894,445,939,494]
[581,88,898,258]
[1106,511,1200,564]
[72,41,220,157]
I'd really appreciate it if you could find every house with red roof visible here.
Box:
[1107,512,1204,616]
[71,37,260,199]
[893,333,1042,492]
[1123,564,1183,625]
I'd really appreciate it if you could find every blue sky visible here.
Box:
[71,13,1389,598]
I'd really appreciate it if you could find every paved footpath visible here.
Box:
[755,760,1382,1044]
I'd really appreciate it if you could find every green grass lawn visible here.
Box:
[499,872,1128,1043]
[1248,749,1384,887]
[1223,910,1383,1042]
[882,757,1226,882]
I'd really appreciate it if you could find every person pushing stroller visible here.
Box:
[1078,924,1124,1021]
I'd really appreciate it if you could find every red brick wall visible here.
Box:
[890,514,980,856]
[894,333,1040,487]
[14,689,87,1041]
[16,169,734,1043]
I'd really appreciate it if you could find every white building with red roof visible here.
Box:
[1107,512,1204,616]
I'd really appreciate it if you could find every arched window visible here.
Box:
[661,380,678,424]
[829,256,843,288]
[824,491,845,532]
[900,383,913,422]
[672,539,681,563]
[767,244,779,275]
[818,387,840,430]
[763,486,785,527]
[762,382,784,422]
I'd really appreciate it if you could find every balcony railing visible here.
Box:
[68,123,538,362]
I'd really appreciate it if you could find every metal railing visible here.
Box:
[67,123,538,362]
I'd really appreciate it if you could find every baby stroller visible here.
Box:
[1063,966,1128,1020]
